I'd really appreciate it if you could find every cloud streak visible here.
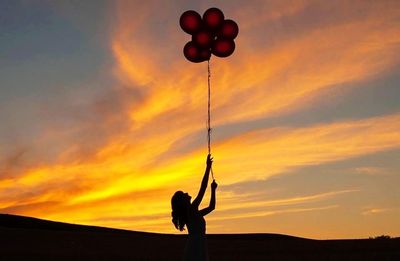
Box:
[215,113,400,184]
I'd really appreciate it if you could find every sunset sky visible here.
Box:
[1,0,400,239]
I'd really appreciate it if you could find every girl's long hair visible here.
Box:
[171,191,188,231]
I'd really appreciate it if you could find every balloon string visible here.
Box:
[207,59,214,180]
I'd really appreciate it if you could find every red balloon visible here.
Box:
[218,19,239,39]
[192,30,213,48]
[199,48,211,61]
[183,41,209,63]
[180,10,202,34]
[212,38,235,57]
[203,7,224,31]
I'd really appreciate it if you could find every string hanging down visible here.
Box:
[207,60,214,180]
[180,7,239,181]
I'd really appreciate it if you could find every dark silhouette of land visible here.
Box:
[1,214,399,260]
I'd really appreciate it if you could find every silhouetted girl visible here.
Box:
[171,154,217,261]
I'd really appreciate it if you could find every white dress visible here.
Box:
[183,208,209,261]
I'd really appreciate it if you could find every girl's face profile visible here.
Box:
[184,192,191,202]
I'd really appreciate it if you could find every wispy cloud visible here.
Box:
[210,205,339,221]
[215,113,400,184]
[362,208,393,216]
[218,189,358,211]
[111,0,400,131]
[355,167,388,176]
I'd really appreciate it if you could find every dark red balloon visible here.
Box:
[180,10,202,34]
[192,30,213,48]
[183,41,209,63]
[218,19,239,39]
[199,48,211,61]
[212,38,235,57]
[203,7,224,31]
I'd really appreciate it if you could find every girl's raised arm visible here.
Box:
[192,154,213,209]
[200,180,217,216]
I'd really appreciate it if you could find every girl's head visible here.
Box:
[171,191,191,231]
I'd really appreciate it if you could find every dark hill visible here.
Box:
[1,214,399,260]
[0,213,150,235]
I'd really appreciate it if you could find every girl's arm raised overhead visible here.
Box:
[200,180,217,216]
[192,154,213,209]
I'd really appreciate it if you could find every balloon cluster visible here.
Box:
[180,8,239,63]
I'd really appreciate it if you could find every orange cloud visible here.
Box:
[214,113,400,184]
[362,208,393,216]
[217,189,358,211]
[111,0,400,130]
[2,113,398,232]
[210,205,339,221]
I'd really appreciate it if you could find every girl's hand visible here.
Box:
[206,154,213,167]
[211,180,218,190]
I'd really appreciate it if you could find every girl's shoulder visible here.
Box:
[188,204,200,215]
